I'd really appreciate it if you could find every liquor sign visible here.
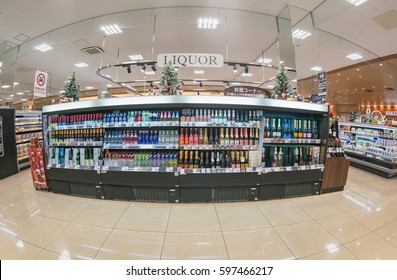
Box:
[386,111,397,116]
[310,93,325,104]
[317,71,327,97]
[224,86,271,98]
[33,70,48,98]
[157,53,223,68]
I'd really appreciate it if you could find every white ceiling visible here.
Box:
[0,0,396,103]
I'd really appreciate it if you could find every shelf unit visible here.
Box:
[15,111,43,169]
[339,122,397,178]
[42,96,329,202]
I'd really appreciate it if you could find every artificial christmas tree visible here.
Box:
[62,72,80,102]
[159,62,182,95]
[272,65,293,99]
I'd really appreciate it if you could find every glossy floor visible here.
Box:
[1,167,397,260]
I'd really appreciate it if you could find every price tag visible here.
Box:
[166,167,174,172]
[193,169,200,174]
[286,166,292,171]
[233,168,241,173]
[102,166,109,171]
[121,123,127,127]
[226,168,233,173]
[180,169,185,174]
[246,167,253,172]
[94,166,100,171]
[273,167,281,172]
[56,164,61,168]
[122,145,128,149]
[300,166,307,170]
[152,167,160,172]
[121,166,129,171]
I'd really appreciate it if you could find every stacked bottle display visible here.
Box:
[103,110,179,124]
[180,127,259,147]
[50,147,99,167]
[104,130,178,145]
[103,151,178,168]
[181,108,261,124]
[178,150,250,169]
[50,129,104,143]
[262,146,319,167]
[327,118,344,157]
[263,117,319,139]
[50,113,104,127]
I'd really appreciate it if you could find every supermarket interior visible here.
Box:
[1,0,397,260]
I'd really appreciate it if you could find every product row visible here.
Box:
[17,143,30,160]
[181,108,261,124]
[327,139,345,157]
[49,147,100,166]
[104,130,179,145]
[16,132,43,144]
[263,118,319,139]
[261,146,320,167]
[15,117,42,125]
[15,124,42,133]
[50,114,103,127]
[50,129,104,143]
[340,124,397,139]
[104,151,178,168]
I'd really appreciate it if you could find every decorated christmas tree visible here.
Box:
[159,61,182,95]
[62,72,80,102]
[272,65,293,99]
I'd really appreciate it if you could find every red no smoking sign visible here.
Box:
[37,73,46,86]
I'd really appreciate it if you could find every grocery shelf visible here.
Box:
[50,141,103,147]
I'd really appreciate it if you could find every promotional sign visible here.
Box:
[224,86,270,98]
[309,93,326,104]
[33,70,48,98]
[386,111,397,116]
[157,53,223,68]
[317,71,327,97]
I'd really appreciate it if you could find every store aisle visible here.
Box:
[0,167,397,260]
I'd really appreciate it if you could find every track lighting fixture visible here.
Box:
[199,81,203,87]
[151,65,157,72]
[141,65,146,72]
[244,66,249,74]
[127,66,131,74]
[233,65,237,73]
[174,67,179,72]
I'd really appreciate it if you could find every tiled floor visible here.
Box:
[0,167,397,260]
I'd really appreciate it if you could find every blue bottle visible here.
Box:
[145,131,149,144]
[138,131,142,144]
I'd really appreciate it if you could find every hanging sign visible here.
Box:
[224,86,270,98]
[33,70,48,98]
[317,71,327,97]
[157,53,223,68]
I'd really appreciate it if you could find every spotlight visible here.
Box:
[127,66,131,74]
[174,67,179,72]
[233,66,237,73]
[141,65,146,72]
[151,65,157,72]
[199,81,203,87]
[244,66,249,74]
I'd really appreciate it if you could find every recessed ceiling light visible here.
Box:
[380,63,383,66]
[292,29,312,40]
[101,24,122,35]
[129,54,143,61]
[337,73,340,76]
[346,53,363,60]
[194,70,204,74]
[107,84,112,87]
[267,85,274,89]
[16,92,24,95]
[257,58,272,64]
[1,85,10,88]
[310,66,322,71]
[9,94,14,97]
[59,90,65,94]
[197,18,218,29]
[242,73,253,77]
[280,60,285,64]
[13,82,19,86]
[21,98,27,101]
[85,86,94,90]
[292,79,297,82]
[75,62,88,68]
[347,0,367,7]
[230,82,240,86]
[144,70,155,75]
[347,78,350,80]
[356,69,360,71]
[35,44,53,52]
[359,76,362,78]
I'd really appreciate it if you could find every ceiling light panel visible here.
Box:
[35,44,53,52]
[194,70,205,74]
[292,29,312,40]
[1,85,10,88]
[101,24,122,35]
[75,62,88,68]
[257,58,272,64]
[144,71,155,75]
[346,53,363,60]
[310,66,323,71]
[197,18,218,29]
[129,54,143,61]
[242,73,253,77]
[347,0,367,7]
[85,86,94,90]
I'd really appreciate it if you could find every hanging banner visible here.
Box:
[157,53,224,68]
[27,91,34,108]
[33,70,48,98]
[317,71,327,97]
[224,86,271,98]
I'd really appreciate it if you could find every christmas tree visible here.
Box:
[159,61,182,95]
[272,65,293,99]
[62,72,80,102]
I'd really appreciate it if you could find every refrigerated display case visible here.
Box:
[339,122,397,178]
[42,96,329,202]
